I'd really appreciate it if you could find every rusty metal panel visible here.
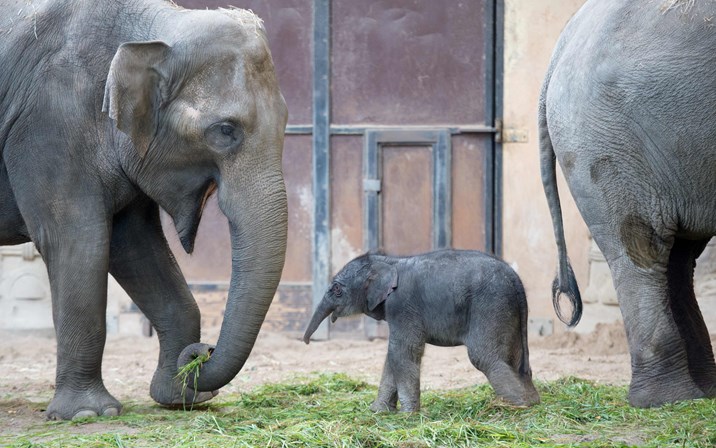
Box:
[174,0,313,124]
[161,197,230,282]
[329,136,364,275]
[382,146,433,256]
[331,0,487,126]
[162,136,312,283]
[452,135,488,250]
[264,284,313,332]
[281,136,314,283]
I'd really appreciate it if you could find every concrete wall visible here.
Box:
[501,0,716,334]
[502,0,595,334]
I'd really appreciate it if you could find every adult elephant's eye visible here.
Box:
[206,121,243,151]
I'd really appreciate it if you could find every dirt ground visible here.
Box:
[1,322,713,435]
[0,322,639,433]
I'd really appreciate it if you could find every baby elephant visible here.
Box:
[303,249,540,412]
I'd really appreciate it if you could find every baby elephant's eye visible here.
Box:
[205,121,244,151]
[332,283,343,297]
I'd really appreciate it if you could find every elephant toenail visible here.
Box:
[72,410,98,420]
[102,407,120,417]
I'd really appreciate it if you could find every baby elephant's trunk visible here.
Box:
[303,299,334,344]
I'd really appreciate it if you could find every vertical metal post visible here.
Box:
[493,0,505,257]
[310,0,331,340]
[363,130,380,252]
[433,130,452,249]
[483,0,503,256]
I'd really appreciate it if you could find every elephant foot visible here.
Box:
[398,404,420,413]
[161,389,219,408]
[370,400,397,413]
[495,379,541,407]
[628,371,707,408]
[496,391,541,408]
[46,385,122,421]
[150,365,219,408]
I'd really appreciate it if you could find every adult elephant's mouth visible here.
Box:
[176,180,218,254]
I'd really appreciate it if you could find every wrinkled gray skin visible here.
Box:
[304,250,540,412]
[0,0,288,420]
[541,0,716,408]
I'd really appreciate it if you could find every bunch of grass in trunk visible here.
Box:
[175,352,211,410]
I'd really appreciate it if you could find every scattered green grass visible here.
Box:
[2,374,715,447]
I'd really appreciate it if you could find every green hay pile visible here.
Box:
[4,374,715,447]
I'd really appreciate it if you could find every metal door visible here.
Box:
[170,0,503,337]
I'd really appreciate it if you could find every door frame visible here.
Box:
[286,0,504,339]
[362,129,452,253]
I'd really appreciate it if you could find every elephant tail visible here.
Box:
[516,282,532,378]
[539,75,582,328]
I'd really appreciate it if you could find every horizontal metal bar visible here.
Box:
[285,125,313,135]
[188,281,230,292]
[188,281,314,293]
[332,124,497,135]
[365,129,444,145]
[284,124,497,136]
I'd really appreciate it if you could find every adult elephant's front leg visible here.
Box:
[108,198,215,406]
[39,215,121,420]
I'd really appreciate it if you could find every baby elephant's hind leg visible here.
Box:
[467,338,539,406]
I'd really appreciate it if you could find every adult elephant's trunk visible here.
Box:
[178,170,287,392]
[303,298,334,344]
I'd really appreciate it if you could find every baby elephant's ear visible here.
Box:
[365,261,398,311]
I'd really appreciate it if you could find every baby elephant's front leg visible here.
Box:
[371,355,398,412]
[387,338,424,412]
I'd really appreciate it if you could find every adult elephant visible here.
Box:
[0,0,288,420]
[540,0,716,407]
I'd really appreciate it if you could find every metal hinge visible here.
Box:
[494,119,530,143]
[363,179,381,192]
[494,118,503,143]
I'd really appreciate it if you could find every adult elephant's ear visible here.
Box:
[102,41,171,157]
[365,261,398,311]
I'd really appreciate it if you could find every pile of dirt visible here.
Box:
[531,322,629,356]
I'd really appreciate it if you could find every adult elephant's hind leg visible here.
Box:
[109,197,216,406]
[605,231,706,407]
[666,237,716,397]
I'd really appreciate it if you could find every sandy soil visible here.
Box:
[0,321,647,434]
